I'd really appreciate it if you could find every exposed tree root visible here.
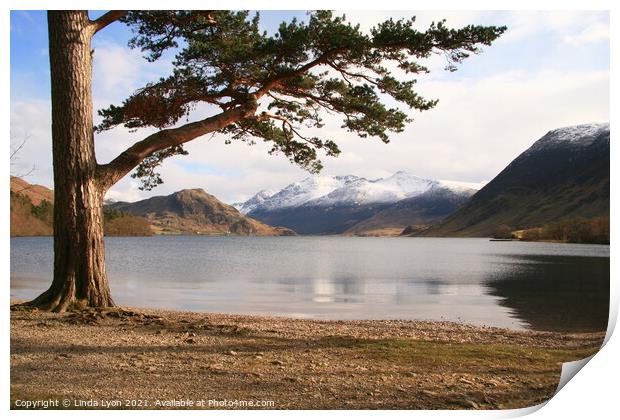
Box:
[12,287,115,313]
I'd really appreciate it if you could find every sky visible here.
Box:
[9,10,610,204]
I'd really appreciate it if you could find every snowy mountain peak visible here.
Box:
[547,122,609,141]
[249,175,363,212]
[239,171,482,213]
[232,189,276,214]
[438,179,486,193]
[311,171,438,207]
[379,171,437,195]
[531,122,610,153]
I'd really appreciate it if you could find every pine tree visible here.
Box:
[23,10,505,311]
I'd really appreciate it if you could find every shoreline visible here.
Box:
[11,234,611,245]
[11,304,605,409]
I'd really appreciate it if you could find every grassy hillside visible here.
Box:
[10,176,53,205]
[10,191,54,236]
[421,124,609,237]
[10,177,152,237]
[102,208,153,237]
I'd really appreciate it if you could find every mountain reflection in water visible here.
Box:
[485,255,609,332]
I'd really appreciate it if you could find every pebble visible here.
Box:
[465,400,479,409]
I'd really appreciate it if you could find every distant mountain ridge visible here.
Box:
[344,185,476,236]
[108,188,295,236]
[235,172,448,213]
[235,171,479,235]
[420,122,610,237]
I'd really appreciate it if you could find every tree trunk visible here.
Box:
[27,11,114,311]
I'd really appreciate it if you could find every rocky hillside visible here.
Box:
[107,189,295,236]
[419,123,610,237]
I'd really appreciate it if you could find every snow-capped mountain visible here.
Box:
[437,179,487,193]
[344,183,477,236]
[526,122,609,154]
[232,189,277,214]
[258,175,361,211]
[422,122,610,237]
[311,172,437,207]
[236,171,473,215]
[237,171,481,234]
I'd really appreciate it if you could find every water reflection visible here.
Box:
[484,255,609,332]
[10,236,610,332]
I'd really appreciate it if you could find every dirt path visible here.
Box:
[10,306,604,409]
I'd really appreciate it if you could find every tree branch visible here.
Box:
[254,52,333,99]
[327,61,378,86]
[97,101,257,189]
[90,10,128,35]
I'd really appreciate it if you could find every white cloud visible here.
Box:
[496,10,609,43]
[92,40,173,111]
[563,22,610,46]
[341,10,489,33]
[10,99,53,188]
[93,42,143,96]
[104,187,144,203]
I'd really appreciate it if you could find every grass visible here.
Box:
[320,336,597,375]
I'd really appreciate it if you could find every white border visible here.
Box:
[4,1,617,419]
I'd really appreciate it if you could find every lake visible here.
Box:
[10,236,609,332]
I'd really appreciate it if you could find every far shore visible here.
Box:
[10,303,604,410]
[10,233,611,245]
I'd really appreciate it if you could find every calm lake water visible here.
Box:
[10,236,609,332]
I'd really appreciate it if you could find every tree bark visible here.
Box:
[27,11,114,311]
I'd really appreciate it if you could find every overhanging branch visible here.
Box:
[96,102,257,189]
[90,10,128,35]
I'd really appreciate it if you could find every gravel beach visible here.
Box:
[10,305,605,409]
